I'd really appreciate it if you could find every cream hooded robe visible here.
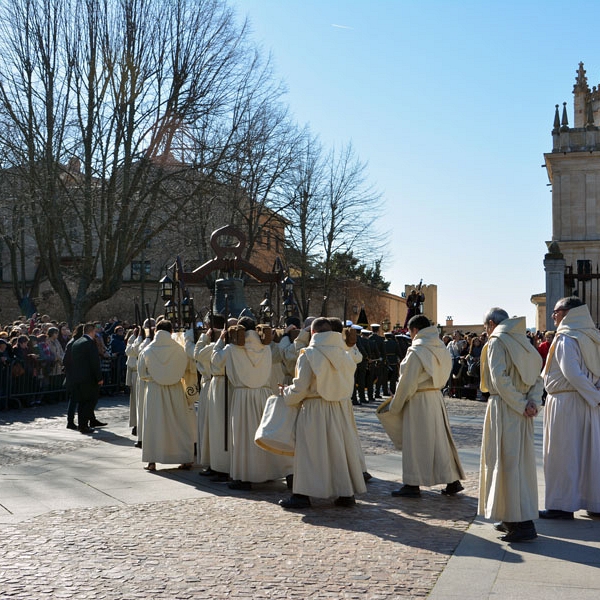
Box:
[283,331,367,499]
[542,304,600,512]
[188,332,214,468]
[207,342,231,474]
[135,336,152,444]
[212,330,292,482]
[389,325,465,486]
[125,334,142,428]
[138,330,195,465]
[479,317,543,522]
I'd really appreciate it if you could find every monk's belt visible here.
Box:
[416,388,439,393]
[548,389,576,395]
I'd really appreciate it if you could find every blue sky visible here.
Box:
[231,0,600,327]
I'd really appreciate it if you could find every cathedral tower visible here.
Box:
[544,62,600,328]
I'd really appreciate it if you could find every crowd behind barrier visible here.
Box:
[0,313,129,412]
[0,355,126,411]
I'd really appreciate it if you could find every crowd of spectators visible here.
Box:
[440,327,555,401]
[442,330,487,399]
[0,313,131,411]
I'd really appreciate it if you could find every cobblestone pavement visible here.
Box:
[0,395,486,599]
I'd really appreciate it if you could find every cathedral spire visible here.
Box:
[573,61,589,93]
[553,104,560,133]
[573,62,590,128]
[561,102,570,131]
[586,100,597,129]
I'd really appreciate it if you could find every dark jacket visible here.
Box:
[70,335,102,385]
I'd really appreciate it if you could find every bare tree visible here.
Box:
[320,142,384,315]
[0,0,260,323]
[218,72,301,263]
[282,129,325,318]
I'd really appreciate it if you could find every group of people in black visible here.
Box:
[351,324,411,405]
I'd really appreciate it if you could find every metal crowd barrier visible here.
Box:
[0,355,126,410]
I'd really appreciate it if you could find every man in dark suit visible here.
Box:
[351,326,368,405]
[370,324,388,398]
[71,323,104,434]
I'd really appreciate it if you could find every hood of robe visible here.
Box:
[141,329,187,385]
[555,304,600,377]
[303,331,355,401]
[228,330,272,388]
[407,325,452,388]
[486,316,541,386]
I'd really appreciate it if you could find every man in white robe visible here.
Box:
[185,329,214,472]
[541,297,600,519]
[269,321,299,393]
[212,317,292,490]
[279,317,367,509]
[134,319,154,449]
[206,321,232,481]
[138,320,195,471]
[387,315,465,498]
[125,328,143,434]
[479,308,543,542]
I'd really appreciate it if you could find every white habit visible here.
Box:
[138,330,195,465]
[213,330,292,482]
[479,317,543,522]
[283,331,366,499]
[543,305,600,513]
[389,325,465,486]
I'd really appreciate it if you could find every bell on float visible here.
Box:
[213,277,254,319]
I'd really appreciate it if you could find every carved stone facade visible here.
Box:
[539,62,600,328]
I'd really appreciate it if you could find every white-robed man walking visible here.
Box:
[212,316,292,490]
[138,320,195,471]
[541,297,600,520]
[479,308,543,542]
[386,315,465,498]
[279,317,366,509]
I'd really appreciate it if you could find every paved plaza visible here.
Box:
[0,395,599,599]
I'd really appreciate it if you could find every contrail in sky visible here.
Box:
[332,24,353,29]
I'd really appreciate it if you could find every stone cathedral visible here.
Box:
[543,62,600,330]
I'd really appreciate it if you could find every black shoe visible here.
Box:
[134,441,142,448]
[286,474,294,490]
[66,422,78,430]
[493,521,516,533]
[210,472,230,482]
[131,426,137,436]
[90,419,107,427]
[198,468,216,477]
[227,480,252,491]
[334,495,356,507]
[391,485,421,498]
[501,522,537,542]
[363,471,373,482]
[441,480,464,495]
[279,494,311,509]
[539,509,574,520]
[79,426,94,434]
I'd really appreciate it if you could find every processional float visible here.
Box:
[158,224,298,334]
